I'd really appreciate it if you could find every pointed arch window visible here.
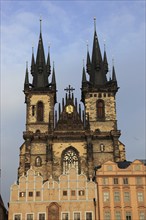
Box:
[35,156,42,167]
[97,99,105,119]
[37,101,44,122]
[62,147,79,174]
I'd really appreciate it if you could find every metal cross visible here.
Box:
[64,85,75,98]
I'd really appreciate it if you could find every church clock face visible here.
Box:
[66,105,74,114]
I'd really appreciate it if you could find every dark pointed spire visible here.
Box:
[112,65,117,82]
[46,45,51,76]
[35,18,46,75]
[86,42,91,75]
[82,60,87,83]
[103,44,108,74]
[24,62,29,91]
[31,47,35,76]
[62,98,64,109]
[92,17,102,70]
[51,62,56,85]
[89,18,105,86]
[31,19,50,89]
[36,31,46,72]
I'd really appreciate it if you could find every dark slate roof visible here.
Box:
[116,161,132,169]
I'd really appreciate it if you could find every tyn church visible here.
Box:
[8,20,126,220]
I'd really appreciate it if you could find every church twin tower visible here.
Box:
[19,20,125,182]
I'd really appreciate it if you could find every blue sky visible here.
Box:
[1,1,145,206]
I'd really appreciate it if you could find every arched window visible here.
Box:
[62,147,79,174]
[37,101,44,121]
[35,156,42,167]
[97,100,105,119]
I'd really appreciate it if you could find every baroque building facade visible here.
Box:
[95,159,146,220]
[7,20,136,220]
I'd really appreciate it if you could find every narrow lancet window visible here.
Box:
[97,99,105,119]
[37,101,44,121]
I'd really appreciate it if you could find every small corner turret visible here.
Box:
[24,62,29,92]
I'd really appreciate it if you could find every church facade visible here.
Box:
[8,20,128,220]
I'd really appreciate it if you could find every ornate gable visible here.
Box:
[55,85,85,132]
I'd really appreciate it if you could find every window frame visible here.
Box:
[62,147,80,174]
[113,177,119,185]
[136,177,142,185]
[123,177,128,185]
[63,190,67,196]
[125,211,132,220]
[13,214,22,220]
[103,177,108,185]
[137,192,144,202]
[19,192,26,197]
[71,190,76,196]
[114,191,120,202]
[38,212,46,220]
[36,191,41,197]
[103,192,110,202]
[26,213,34,220]
[62,212,69,220]
[139,211,145,220]
[35,156,42,167]
[78,190,85,196]
[96,99,105,120]
[37,101,44,122]
[115,211,121,220]
[73,212,81,220]
[104,211,111,220]
[85,212,93,220]
[28,192,33,197]
[124,192,130,202]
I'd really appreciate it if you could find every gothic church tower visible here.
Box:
[19,21,57,180]
[18,20,125,182]
[81,20,125,166]
[9,20,128,220]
